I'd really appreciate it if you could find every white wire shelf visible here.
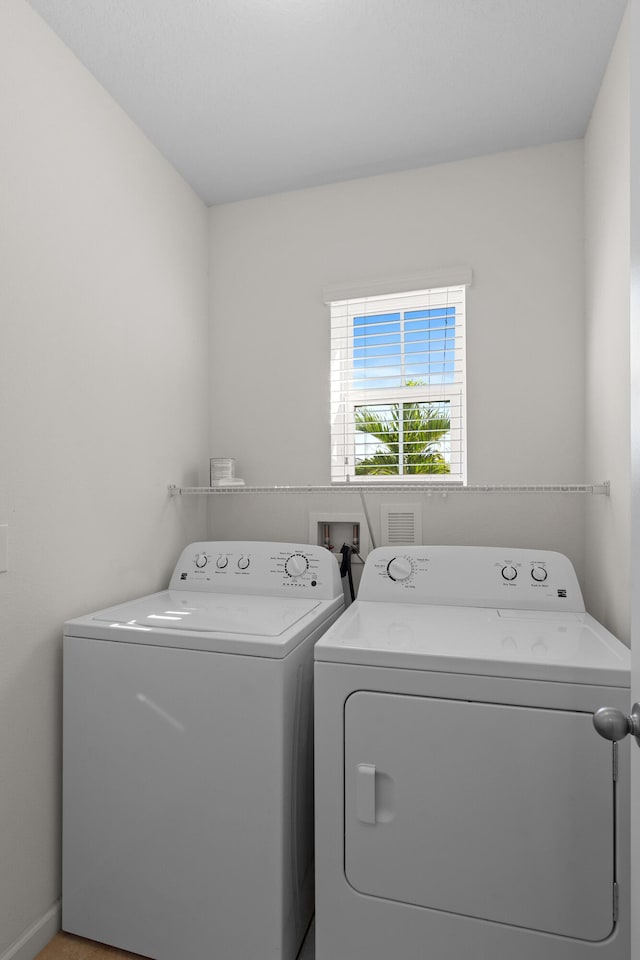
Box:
[169,482,610,496]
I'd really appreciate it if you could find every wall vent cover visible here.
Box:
[381,503,422,546]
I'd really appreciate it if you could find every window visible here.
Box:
[329,283,466,482]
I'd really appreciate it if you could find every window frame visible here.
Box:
[329,284,467,484]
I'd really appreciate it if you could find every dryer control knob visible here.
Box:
[238,556,250,570]
[531,565,548,582]
[195,553,208,569]
[216,555,228,569]
[501,565,517,581]
[387,557,413,582]
[285,554,308,578]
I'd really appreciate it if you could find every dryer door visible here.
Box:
[344,692,615,942]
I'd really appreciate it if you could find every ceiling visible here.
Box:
[27,0,628,206]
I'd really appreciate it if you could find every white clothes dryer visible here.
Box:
[63,541,344,960]
[314,546,630,960]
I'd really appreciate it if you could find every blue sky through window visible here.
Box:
[353,306,455,389]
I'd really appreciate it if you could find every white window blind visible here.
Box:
[329,284,467,483]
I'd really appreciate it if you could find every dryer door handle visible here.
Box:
[355,763,377,823]
[593,703,640,745]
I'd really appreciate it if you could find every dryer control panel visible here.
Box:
[358,546,585,612]
[168,541,343,599]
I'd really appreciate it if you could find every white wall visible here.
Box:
[584,8,631,643]
[0,2,210,955]
[208,143,588,583]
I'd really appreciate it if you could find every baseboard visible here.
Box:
[0,902,61,960]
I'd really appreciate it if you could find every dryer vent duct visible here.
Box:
[380,503,422,546]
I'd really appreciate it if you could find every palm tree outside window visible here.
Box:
[355,399,451,475]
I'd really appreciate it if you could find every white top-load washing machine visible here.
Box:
[63,541,344,960]
[314,546,631,960]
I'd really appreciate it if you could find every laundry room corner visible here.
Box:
[583,5,631,645]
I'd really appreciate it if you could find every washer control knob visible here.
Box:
[195,553,208,569]
[216,555,228,569]
[531,565,548,582]
[501,565,517,582]
[285,554,308,578]
[387,557,413,582]
[238,556,250,570]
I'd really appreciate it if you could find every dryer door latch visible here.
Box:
[355,763,377,823]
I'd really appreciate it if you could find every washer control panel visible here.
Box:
[168,541,342,599]
[359,546,584,612]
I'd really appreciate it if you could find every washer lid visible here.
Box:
[314,600,630,686]
[65,590,338,657]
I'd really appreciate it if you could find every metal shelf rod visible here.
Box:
[168,482,610,496]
